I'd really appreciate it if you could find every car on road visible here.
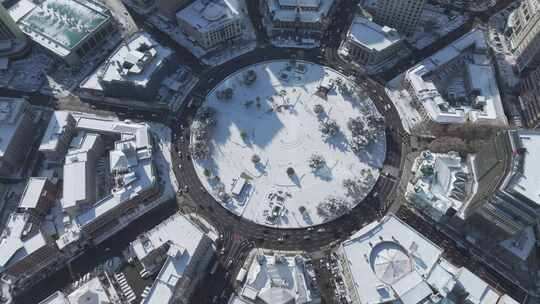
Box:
[210,261,219,275]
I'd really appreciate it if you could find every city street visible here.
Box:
[6,0,535,303]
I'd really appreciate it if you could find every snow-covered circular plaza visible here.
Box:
[190,60,386,228]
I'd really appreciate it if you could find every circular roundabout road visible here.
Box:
[172,58,405,251]
[191,60,386,229]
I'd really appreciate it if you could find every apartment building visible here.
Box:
[0,97,34,177]
[176,0,245,50]
[339,16,403,68]
[373,0,426,35]
[504,0,540,73]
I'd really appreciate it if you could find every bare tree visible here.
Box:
[317,196,351,221]
[309,153,326,170]
[320,119,339,138]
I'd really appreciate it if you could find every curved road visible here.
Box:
[170,54,406,252]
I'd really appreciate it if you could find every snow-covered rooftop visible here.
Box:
[0,212,48,271]
[508,131,540,206]
[235,252,317,304]
[39,111,75,154]
[0,97,29,159]
[406,151,474,221]
[80,32,173,91]
[138,213,213,304]
[9,0,111,57]
[340,215,443,304]
[176,0,242,33]
[19,177,48,210]
[131,213,207,264]
[266,0,334,23]
[348,16,402,52]
[74,119,155,228]
[39,277,112,304]
[338,215,519,304]
[456,268,502,304]
[62,133,102,211]
[55,114,156,248]
[143,246,187,304]
[405,29,507,125]
[192,60,386,228]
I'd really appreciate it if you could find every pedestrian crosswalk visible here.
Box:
[115,272,136,303]
[139,268,149,279]
[139,286,151,303]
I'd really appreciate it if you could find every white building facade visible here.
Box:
[339,16,403,69]
[261,0,337,46]
[504,0,540,73]
[176,0,246,50]
[39,111,77,161]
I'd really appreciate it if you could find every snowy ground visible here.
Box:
[191,60,386,228]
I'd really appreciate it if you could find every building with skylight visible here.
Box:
[9,0,115,66]
[334,215,519,304]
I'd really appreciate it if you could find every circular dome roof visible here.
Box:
[202,3,224,21]
[370,241,412,284]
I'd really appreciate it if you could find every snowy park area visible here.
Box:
[190,60,386,228]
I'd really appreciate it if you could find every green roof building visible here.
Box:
[9,0,115,66]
